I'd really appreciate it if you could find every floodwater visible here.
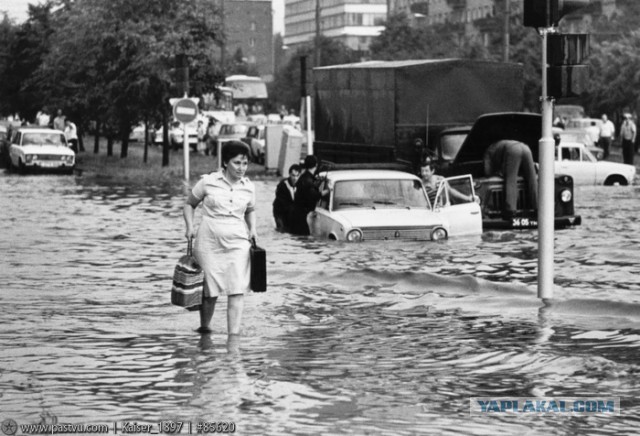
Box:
[0,170,639,435]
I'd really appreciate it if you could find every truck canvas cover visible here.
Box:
[313,59,524,147]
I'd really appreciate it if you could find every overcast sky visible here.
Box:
[0,0,285,34]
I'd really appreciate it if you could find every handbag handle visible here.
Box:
[250,237,257,248]
[187,237,194,256]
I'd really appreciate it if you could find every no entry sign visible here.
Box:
[172,98,199,123]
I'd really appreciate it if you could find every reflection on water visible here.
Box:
[0,174,639,434]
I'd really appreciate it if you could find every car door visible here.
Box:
[307,178,332,238]
[433,175,482,236]
[8,131,22,166]
[555,144,595,185]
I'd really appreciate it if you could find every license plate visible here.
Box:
[39,161,60,168]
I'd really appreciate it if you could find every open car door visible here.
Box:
[433,175,483,236]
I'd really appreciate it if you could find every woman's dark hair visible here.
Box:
[221,140,251,168]
[420,157,436,170]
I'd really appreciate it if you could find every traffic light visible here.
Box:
[547,33,589,98]
[523,0,591,28]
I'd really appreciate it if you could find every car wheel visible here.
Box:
[258,154,265,165]
[18,158,26,174]
[604,175,627,186]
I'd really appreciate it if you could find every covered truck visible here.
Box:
[313,59,524,170]
[312,59,581,230]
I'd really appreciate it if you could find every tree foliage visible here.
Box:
[0,0,225,158]
[269,36,360,112]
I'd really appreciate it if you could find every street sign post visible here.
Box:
[170,97,200,184]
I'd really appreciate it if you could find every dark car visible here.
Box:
[441,112,581,230]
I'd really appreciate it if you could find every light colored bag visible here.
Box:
[171,239,204,309]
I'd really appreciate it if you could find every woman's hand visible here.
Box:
[249,229,258,243]
[185,226,196,240]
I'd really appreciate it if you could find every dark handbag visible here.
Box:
[171,238,204,309]
[249,238,267,293]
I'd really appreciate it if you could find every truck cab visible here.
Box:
[439,112,581,230]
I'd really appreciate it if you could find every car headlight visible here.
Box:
[25,154,35,163]
[346,229,363,242]
[431,227,448,241]
[560,189,572,203]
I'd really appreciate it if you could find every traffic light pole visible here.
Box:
[538,28,555,300]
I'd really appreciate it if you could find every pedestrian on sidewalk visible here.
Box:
[620,113,637,165]
[598,114,615,160]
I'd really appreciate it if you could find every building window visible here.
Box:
[251,21,256,31]
[249,37,255,47]
[248,55,256,64]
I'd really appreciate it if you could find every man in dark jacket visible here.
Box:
[273,164,301,231]
[290,155,327,235]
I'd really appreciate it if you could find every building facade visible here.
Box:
[223,0,274,80]
[284,0,387,55]
[394,0,495,25]
[282,0,617,57]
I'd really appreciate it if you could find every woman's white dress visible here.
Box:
[188,172,255,297]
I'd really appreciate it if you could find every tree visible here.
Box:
[0,2,57,121]
[30,0,225,158]
[269,36,359,113]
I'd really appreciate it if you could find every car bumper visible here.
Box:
[483,214,582,230]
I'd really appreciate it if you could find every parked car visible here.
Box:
[7,126,75,174]
[154,120,198,151]
[215,123,252,155]
[555,141,636,186]
[0,124,8,165]
[306,169,482,242]
[129,123,153,142]
[555,128,605,161]
[242,124,265,164]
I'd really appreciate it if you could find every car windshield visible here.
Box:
[247,126,259,138]
[220,125,248,135]
[440,132,467,161]
[22,132,66,146]
[332,179,429,211]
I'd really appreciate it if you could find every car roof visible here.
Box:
[321,169,420,182]
[16,126,64,134]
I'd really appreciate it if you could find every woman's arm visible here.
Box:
[245,210,257,241]
[183,203,197,240]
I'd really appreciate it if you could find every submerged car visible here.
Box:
[7,127,75,173]
[307,169,482,242]
[556,141,636,186]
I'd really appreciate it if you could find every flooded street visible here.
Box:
[1,171,639,435]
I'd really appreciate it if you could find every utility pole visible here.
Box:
[220,0,226,67]
[315,0,321,67]
[503,0,511,62]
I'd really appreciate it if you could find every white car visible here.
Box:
[556,142,636,185]
[307,170,482,242]
[242,124,265,164]
[8,127,75,173]
[154,120,199,150]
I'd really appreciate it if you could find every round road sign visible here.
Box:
[173,98,199,123]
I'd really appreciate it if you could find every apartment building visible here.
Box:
[282,0,617,56]
[283,0,387,55]
[221,0,274,80]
